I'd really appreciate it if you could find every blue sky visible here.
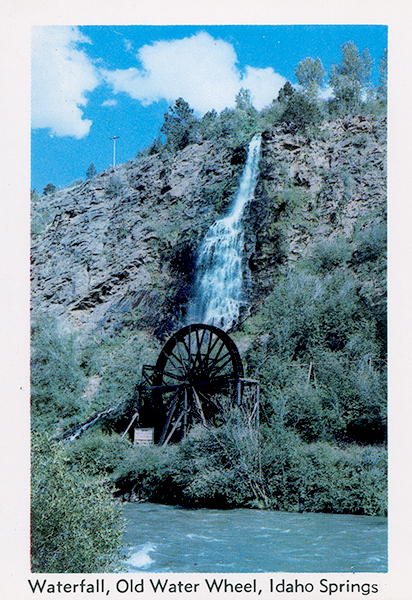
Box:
[31,25,387,193]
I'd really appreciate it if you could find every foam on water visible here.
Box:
[127,542,156,569]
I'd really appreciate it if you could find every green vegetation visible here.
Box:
[86,163,97,179]
[152,42,387,151]
[31,38,387,571]
[295,57,326,101]
[329,42,373,115]
[31,434,126,573]
[43,182,57,196]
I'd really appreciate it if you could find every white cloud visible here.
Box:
[102,99,118,107]
[123,38,133,53]
[32,26,99,138]
[103,32,286,115]
[241,66,287,110]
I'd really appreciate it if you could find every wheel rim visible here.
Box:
[153,324,243,389]
[140,324,244,444]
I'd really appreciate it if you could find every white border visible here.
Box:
[1,1,411,598]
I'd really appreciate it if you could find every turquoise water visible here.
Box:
[122,503,387,573]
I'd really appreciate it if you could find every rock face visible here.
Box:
[31,115,386,341]
[31,140,244,338]
[244,116,386,298]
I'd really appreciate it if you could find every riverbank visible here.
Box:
[66,426,387,517]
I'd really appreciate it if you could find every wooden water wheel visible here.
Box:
[137,324,245,445]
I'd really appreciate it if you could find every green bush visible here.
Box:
[31,434,126,573]
[65,431,134,479]
[307,237,352,273]
[260,430,387,515]
[113,443,180,504]
[31,317,87,432]
[242,263,386,444]
[108,426,387,516]
[169,425,257,507]
[106,175,123,198]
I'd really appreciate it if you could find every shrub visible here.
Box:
[31,434,126,573]
[31,317,87,433]
[43,183,57,196]
[261,430,387,515]
[307,237,352,274]
[106,175,123,198]
[65,431,133,479]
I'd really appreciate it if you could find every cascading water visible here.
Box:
[189,134,261,331]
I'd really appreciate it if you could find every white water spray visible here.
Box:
[189,134,261,331]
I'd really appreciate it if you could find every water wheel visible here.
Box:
[138,324,244,445]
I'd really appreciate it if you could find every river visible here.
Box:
[122,503,387,573]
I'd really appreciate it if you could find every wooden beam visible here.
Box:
[161,410,185,447]
[158,390,180,446]
[192,386,208,427]
[122,412,138,438]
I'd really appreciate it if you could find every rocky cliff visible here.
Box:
[31,114,386,343]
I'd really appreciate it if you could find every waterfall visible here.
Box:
[189,134,261,331]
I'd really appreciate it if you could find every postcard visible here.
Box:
[1,1,411,599]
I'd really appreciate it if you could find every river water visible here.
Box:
[122,503,387,573]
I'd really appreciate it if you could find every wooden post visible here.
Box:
[307,362,313,387]
[192,387,207,427]
[183,387,188,438]
[158,391,180,446]
[161,411,185,447]
[122,412,138,439]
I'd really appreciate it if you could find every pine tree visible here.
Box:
[295,57,326,101]
[86,163,97,179]
[161,98,199,151]
[329,41,373,114]
[43,183,56,196]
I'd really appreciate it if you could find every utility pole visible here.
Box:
[110,136,119,168]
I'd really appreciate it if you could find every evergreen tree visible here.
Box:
[234,88,259,135]
[235,88,254,112]
[295,57,326,101]
[43,183,56,196]
[86,163,97,179]
[161,98,199,151]
[329,42,373,114]
[277,81,295,102]
[31,189,40,202]
[198,109,219,140]
[282,92,323,131]
[377,48,388,106]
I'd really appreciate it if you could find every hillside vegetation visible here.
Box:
[31,42,387,572]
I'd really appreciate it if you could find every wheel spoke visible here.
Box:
[179,334,192,371]
[150,324,244,444]
[160,369,187,383]
[172,342,190,374]
[203,333,223,373]
[193,327,207,372]
[164,349,187,375]
[207,339,226,372]
[208,353,233,377]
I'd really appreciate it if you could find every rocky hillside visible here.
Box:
[30,113,388,525]
[31,114,386,345]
